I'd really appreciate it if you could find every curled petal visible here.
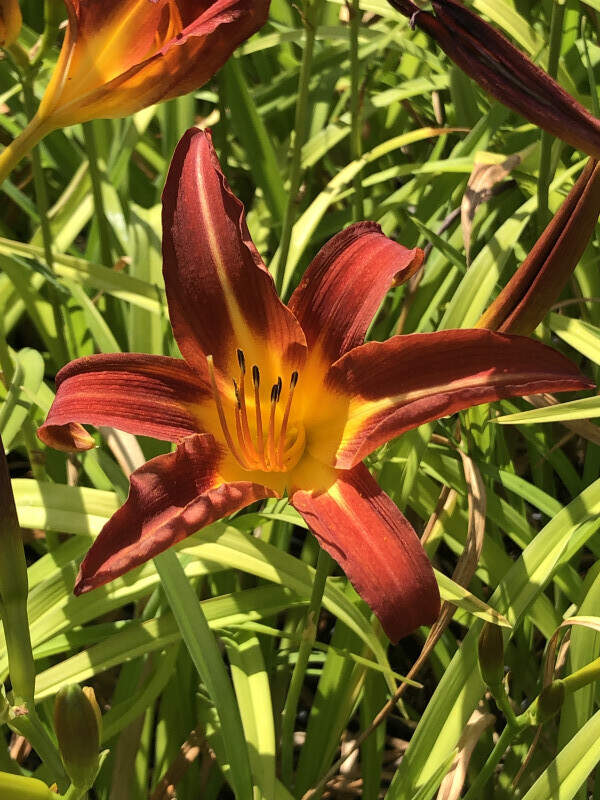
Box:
[388,0,600,159]
[38,354,210,452]
[75,433,277,593]
[477,159,600,335]
[308,330,594,468]
[38,0,270,126]
[288,222,423,364]
[162,128,306,386]
[290,459,440,643]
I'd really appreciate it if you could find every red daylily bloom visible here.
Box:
[0,1,269,184]
[39,129,593,642]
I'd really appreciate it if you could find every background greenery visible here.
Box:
[2,0,600,798]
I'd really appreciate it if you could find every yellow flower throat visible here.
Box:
[207,349,305,473]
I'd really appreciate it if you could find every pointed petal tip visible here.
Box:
[37,422,96,453]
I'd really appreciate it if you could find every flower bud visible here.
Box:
[534,680,565,724]
[478,623,505,688]
[0,0,22,48]
[54,685,102,789]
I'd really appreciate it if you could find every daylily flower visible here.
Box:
[387,0,600,160]
[0,0,269,183]
[478,158,600,335]
[38,129,593,642]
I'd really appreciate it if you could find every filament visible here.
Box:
[206,355,248,469]
[277,371,298,467]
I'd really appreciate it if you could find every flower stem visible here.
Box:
[280,546,331,788]
[349,0,364,221]
[82,122,113,267]
[9,709,66,785]
[536,0,566,232]
[275,0,325,296]
[0,113,52,187]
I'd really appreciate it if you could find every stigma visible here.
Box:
[207,350,304,473]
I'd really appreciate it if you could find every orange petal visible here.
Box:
[290,458,440,643]
[38,0,270,125]
[74,433,277,593]
[308,329,594,468]
[38,353,210,452]
[162,128,306,389]
[288,222,423,364]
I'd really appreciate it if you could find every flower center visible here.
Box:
[207,349,304,473]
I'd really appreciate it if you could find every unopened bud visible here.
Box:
[54,685,102,789]
[0,0,22,48]
[478,623,505,688]
[535,680,565,724]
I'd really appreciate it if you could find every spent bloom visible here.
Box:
[39,129,593,642]
[0,0,21,48]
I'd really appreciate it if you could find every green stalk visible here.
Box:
[9,711,66,784]
[0,435,35,705]
[274,0,325,296]
[280,547,331,788]
[0,113,53,187]
[536,0,566,232]
[562,656,600,694]
[349,0,364,221]
[21,83,69,366]
[82,122,113,267]
[31,0,64,68]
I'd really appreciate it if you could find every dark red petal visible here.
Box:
[388,0,600,159]
[478,159,600,335]
[309,329,594,468]
[288,222,423,364]
[291,461,440,643]
[162,128,306,385]
[74,433,276,593]
[38,354,209,452]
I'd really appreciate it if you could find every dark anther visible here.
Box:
[290,371,299,388]
[237,349,246,373]
[277,376,282,397]
[252,365,260,387]
[270,384,279,403]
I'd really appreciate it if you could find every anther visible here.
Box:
[277,371,299,467]
[267,381,280,467]
[237,349,246,374]
[252,365,260,388]
[233,379,241,408]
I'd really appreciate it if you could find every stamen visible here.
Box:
[252,365,265,466]
[236,351,259,465]
[266,380,280,468]
[206,355,248,469]
[277,371,298,467]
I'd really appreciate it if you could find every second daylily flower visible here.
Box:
[39,130,593,642]
[0,0,269,183]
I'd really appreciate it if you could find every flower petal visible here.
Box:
[287,222,423,364]
[477,158,600,335]
[74,433,277,594]
[388,0,600,159]
[308,329,594,468]
[290,458,440,643]
[39,0,270,125]
[162,128,306,388]
[38,354,211,452]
